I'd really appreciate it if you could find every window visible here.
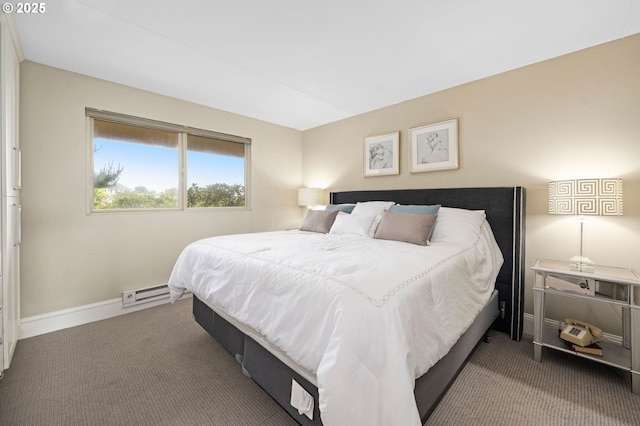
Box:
[186,135,246,208]
[87,108,250,212]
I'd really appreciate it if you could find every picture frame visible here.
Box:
[363,131,399,177]
[409,118,458,173]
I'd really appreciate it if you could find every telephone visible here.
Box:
[560,319,603,347]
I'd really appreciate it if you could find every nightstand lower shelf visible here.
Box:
[534,323,631,370]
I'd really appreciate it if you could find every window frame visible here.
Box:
[86,108,251,213]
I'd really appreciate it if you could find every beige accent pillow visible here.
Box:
[374,211,437,246]
[300,209,339,233]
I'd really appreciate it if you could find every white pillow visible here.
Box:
[329,213,375,236]
[350,201,395,217]
[430,207,487,244]
[350,201,395,236]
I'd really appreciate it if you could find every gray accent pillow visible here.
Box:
[325,203,356,214]
[300,210,339,233]
[374,211,437,246]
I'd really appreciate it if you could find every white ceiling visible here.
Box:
[13,0,640,130]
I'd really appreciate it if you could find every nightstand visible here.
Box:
[531,258,640,394]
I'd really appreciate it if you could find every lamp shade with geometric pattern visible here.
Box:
[549,178,623,216]
[548,178,623,270]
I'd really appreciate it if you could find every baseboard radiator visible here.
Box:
[122,284,170,307]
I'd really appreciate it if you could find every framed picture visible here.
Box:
[363,131,399,177]
[409,118,458,173]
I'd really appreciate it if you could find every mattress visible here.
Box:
[168,207,503,425]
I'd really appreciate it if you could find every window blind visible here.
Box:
[86,107,251,145]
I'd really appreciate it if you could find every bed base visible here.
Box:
[194,291,498,425]
[193,295,322,425]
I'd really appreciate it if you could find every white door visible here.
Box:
[0,17,21,375]
[1,198,20,373]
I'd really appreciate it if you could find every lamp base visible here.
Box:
[570,255,595,272]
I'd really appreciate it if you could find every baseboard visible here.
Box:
[523,313,534,337]
[19,293,192,340]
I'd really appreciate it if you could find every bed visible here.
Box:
[168,186,525,425]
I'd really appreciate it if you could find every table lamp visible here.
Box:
[548,178,623,271]
[297,187,323,209]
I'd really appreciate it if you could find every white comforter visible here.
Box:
[168,209,503,426]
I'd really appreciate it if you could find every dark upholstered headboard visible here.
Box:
[330,187,526,341]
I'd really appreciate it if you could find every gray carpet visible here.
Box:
[426,330,640,426]
[0,299,295,426]
[1,299,639,425]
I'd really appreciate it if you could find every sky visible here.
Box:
[94,138,244,192]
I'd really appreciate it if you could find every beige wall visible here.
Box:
[302,34,640,333]
[20,61,303,317]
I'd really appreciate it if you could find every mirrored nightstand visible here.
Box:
[531,258,640,394]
